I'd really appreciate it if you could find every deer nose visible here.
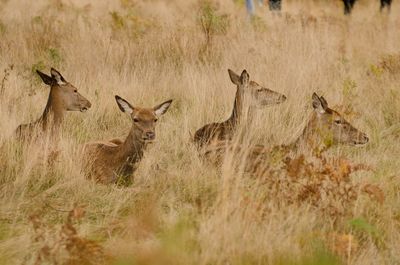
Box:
[280,95,287,101]
[355,133,369,145]
[145,132,155,140]
[80,100,92,112]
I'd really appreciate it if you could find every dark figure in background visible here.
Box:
[343,0,357,15]
[380,0,392,11]
[269,0,281,11]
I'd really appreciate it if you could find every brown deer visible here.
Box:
[203,93,369,171]
[193,69,286,148]
[285,93,369,150]
[83,95,173,185]
[15,68,92,139]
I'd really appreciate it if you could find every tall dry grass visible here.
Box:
[0,0,400,264]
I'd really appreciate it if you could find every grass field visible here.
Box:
[1,0,400,264]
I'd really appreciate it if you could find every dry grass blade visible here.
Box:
[0,0,399,264]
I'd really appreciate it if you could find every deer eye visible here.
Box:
[154,119,158,122]
[334,119,343,125]
[74,89,78,93]
[133,118,139,123]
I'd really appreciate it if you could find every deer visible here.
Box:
[203,93,369,173]
[193,69,286,149]
[83,95,173,185]
[15,68,92,139]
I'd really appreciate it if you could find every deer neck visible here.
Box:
[227,88,245,128]
[288,114,329,153]
[117,126,146,164]
[40,88,65,129]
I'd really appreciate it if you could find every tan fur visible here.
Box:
[15,68,91,140]
[203,93,369,173]
[83,96,172,185]
[193,69,286,148]
[108,138,124,145]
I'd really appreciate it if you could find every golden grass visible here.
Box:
[0,0,400,264]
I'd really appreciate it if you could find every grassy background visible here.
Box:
[0,0,400,264]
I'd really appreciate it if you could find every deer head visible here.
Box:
[36,68,92,112]
[306,93,369,146]
[115,95,173,142]
[228,69,287,107]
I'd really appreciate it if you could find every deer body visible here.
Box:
[194,69,286,148]
[83,131,145,184]
[83,96,172,185]
[193,87,241,146]
[15,68,91,139]
[203,93,369,173]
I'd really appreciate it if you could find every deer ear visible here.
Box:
[50,68,67,85]
[240,69,250,85]
[312,93,328,114]
[154,99,173,116]
[228,69,240,85]
[319,96,329,109]
[36,70,54,86]
[115,95,134,114]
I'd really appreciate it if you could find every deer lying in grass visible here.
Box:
[194,69,286,148]
[203,93,369,172]
[282,92,368,151]
[15,68,92,139]
[83,95,173,184]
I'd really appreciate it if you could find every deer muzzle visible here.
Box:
[353,133,369,146]
[143,131,155,142]
[80,100,92,112]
